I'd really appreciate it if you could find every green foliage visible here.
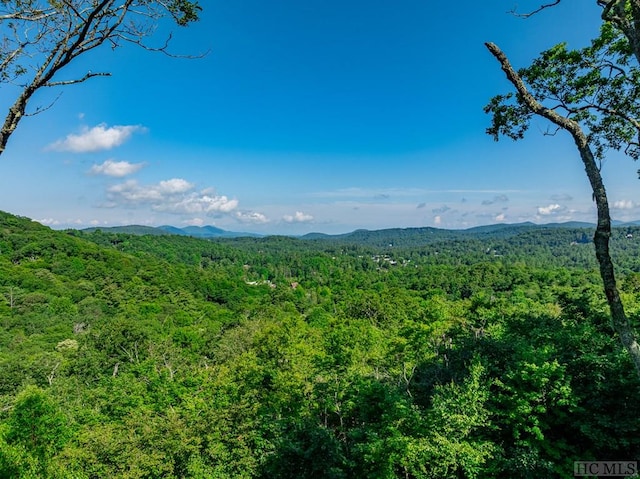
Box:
[403,361,494,479]
[167,0,202,26]
[0,211,639,477]
[0,386,71,478]
[486,22,640,161]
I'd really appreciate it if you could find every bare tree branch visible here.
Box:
[0,0,202,156]
[0,9,55,21]
[45,71,110,87]
[24,92,62,117]
[508,0,561,18]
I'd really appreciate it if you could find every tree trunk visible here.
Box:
[0,89,31,156]
[575,135,640,377]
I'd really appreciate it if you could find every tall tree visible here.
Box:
[0,0,201,156]
[484,19,640,377]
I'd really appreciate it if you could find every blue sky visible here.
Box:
[2,0,639,234]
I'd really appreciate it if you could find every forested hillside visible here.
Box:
[1,211,639,478]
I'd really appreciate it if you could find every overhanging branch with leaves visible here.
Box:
[0,0,201,156]
[485,32,640,378]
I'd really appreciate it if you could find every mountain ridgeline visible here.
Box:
[1,210,639,478]
[83,219,634,247]
[82,223,261,238]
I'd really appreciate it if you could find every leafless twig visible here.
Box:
[508,0,561,18]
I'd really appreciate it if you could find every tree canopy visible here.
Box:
[1,211,639,477]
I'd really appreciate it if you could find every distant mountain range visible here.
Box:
[81,224,262,238]
[301,221,597,240]
[80,220,640,242]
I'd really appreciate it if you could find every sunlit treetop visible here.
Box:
[486,22,640,162]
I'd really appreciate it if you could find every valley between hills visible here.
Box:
[1,210,639,477]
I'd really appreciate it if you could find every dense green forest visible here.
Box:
[0,210,639,478]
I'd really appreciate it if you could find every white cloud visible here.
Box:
[494,213,506,222]
[166,194,238,214]
[236,211,269,224]
[36,218,60,226]
[283,211,314,223]
[48,124,145,152]
[612,200,636,210]
[434,215,442,226]
[106,179,238,216]
[107,178,196,203]
[89,159,144,177]
[183,217,205,226]
[107,179,172,202]
[158,178,193,194]
[537,204,564,215]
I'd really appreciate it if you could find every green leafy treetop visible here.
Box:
[486,23,640,163]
